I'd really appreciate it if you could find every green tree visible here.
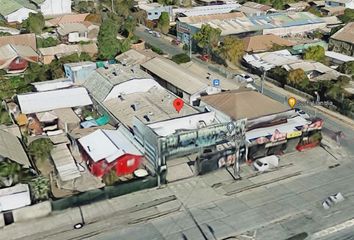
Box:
[268,66,288,86]
[338,61,354,75]
[0,159,32,188]
[36,37,59,48]
[28,138,53,163]
[97,19,120,60]
[217,36,244,65]
[29,176,50,202]
[193,24,221,55]
[158,12,170,34]
[172,53,191,64]
[23,12,45,34]
[287,69,308,86]
[338,9,354,24]
[272,0,284,10]
[303,45,325,62]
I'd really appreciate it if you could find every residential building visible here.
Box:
[57,22,99,43]
[173,3,240,18]
[31,78,74,92]
[321,6,346,15]
[115,49,157,67]
[78,127,144,178]
[64,61,97,83]
[31,0,72,16]
[45,13,89,27]
[38,43,98,64]
[285,2,310,11]
[0,184,31,212]
[0,26,20,35]
[325,51,354,65]
[195,0,232,6]
[177,12,326,45]
[0,0,37,23]
[325,0,354,8]
[141,57,220,105]
[309,0,326,8]
[329,22,354,56]
[243,34,295,53]
[0,33,36,49]
[0,44,39,73]
[200,89,322,159]
[242,2,273,12]
[138,2,173,21]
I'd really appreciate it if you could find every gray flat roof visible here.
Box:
[0,129,30,167]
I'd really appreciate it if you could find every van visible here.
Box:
[253,155,279,172]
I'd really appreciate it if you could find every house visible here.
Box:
[0,26,20,35]
[0,184,31,212]
[78,127,144,177]
[45,13,89,27]
[57,22,99,43]
[325,0,354,8]
[309,0,326,8]
[16,87,93,114]
[285,2,310,11]
[0,0,37,23]
[138,2,173,21]
[141,57,220,105]
[38,43,98,64]
[241,2,273,12]
[200,89,321,159]
[325,51,354,65]
[0,33,37,49]
[243,34,295,53]
[115,49,157,67]
[0,44,39,73]
[329,22,354,56]
[321,6,346,16]
[64,61,97,83]
[0,129,31,168]
[173,3,240,19]
[31,0,72,16]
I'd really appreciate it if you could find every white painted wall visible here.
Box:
[5,8,37,23]
[40,0,72,16]
[104,78,163,101]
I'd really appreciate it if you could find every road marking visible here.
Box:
[312,218,354,238]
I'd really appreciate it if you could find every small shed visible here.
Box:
[0,184,31,212]
[53,108,81,132]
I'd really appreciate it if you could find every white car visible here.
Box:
[153,31,161,38]
[253,155,279,172]
[295,108,310,119]
[235,74,254,83]
[144,28,153,34]
[322,192,344,209]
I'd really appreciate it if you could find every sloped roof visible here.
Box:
[0,129,30,167]
[330,22,354,45]
[201,89,289,120]
[17,87,93,114]
[39,43,98,56]
[0,0,24,16]
[243,34,295,53]
[46,13,89,26]
[0,33,36,49]
[57,23,88,36]
[78,127,143,163]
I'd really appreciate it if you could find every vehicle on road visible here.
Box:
[246,83,257,91]
[198,54,209,62]
[322,192,344,209]
[235,74,254,83]
[171,39,180,45]
[295,108,310,119]
[253,155,279,172]
[145,28,153,34]
[153,31,161,38]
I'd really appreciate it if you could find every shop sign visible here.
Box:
[287,131,302,139]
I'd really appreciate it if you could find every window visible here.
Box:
[155,12,158,15]
[127,159,135,167]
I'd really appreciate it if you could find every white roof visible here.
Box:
[31,78,73,92]
[17,87,93,114]
[78,128,142,163]
[51,143,81,182]
[173,4,240,17]
[0,184,31,212]
[325,51,354,63]
[246,116,310,141]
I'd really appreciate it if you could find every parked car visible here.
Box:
[171,39,180,45]
[145,28,153,34]
[198,54,209,62]
[295,108,310,119]
[322,192,344,209]
[253,155,279,172]
[153,31,161,38]
[235,74,254,83]
[246,83,257,91]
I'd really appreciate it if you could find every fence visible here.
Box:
[51,176,157,211]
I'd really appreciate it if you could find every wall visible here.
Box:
[329,39,354,56]
[12,201,52,222]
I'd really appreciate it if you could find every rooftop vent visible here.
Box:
[143,115,150,122]
[118,95,124,101]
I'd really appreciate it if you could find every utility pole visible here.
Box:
[189,34,192,59]
[261,67,266,94]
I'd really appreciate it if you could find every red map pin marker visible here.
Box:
[173,98,184,113]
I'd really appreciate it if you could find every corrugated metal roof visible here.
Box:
[17,87,93,114]
[0,129,30,167]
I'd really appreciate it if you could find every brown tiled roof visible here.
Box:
[0,33,36,49]
[47,13,89,26]
[330,22,354,44]
[243,34,295,53]
[201,89,289,120]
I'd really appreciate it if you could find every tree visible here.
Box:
[172,53,191,64]
[97,19,120,59]
[303,45,325,62]
[23,12,45,34]
[287,69,308,86]
[158,12,170,34]
[28,138,53,163]
[272,0,284,10]
[0,159,32,188]
[268,66,288,86]
[36,37,59,48]
[193,24,221,55]
[217,36,244,65]
[338,9,354,24]
[29,176,50,202]
[338,61,354,75]
[122,16,136,38]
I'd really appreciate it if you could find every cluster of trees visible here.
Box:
[339,9,354,24]
[22,12,45,34]
[303,45,325,62]
[171,53,190,64]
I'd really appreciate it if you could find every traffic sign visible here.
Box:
[212,79,220,87]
